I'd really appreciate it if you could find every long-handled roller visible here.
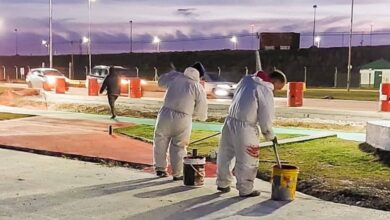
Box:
[272,139,283,169]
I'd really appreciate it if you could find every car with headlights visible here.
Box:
[203,73,237,98]
[88,65,142,94]
[26,68,70,91]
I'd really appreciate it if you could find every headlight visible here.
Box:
[232,84,238,89]
[47,77,56,85]
[217,84,231,89]
[214,89,229,97]
[121,79,129,85]
[140,79,147,85]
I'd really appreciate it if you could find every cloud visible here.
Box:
[176,8,199,18]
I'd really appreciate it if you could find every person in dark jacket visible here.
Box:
[100,67,122,119]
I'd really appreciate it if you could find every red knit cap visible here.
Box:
[256,71,271,82]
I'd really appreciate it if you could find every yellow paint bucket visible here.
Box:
[271,165,299,201]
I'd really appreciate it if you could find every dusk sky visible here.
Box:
[0,0,389,55]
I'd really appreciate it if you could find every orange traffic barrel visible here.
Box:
[55,78,66,94]
[380,83,390,112]
[130,78,142,98]
[120,79,129,95]
[88,78,99,96]
[287,82,304,107]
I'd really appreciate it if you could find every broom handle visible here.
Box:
[190,132,221,145]
[272,142,283,169]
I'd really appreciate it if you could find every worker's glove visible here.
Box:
[272,136,278,145]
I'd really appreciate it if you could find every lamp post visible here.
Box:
[312,4,318,47]
[129,20,133,53]
[370,24,373,46]
[49,0,53,67]
[314,36,321,48]
[230,36,238,50]
[347,0,354,92]
[250,24,255,50]
[14,29,18,55]
[88,0,96,75]
[153,36,160,52]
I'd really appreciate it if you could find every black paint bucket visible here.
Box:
[183,156,206,187]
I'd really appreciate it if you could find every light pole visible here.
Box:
[88,0,96,75]
[42,40,49,55]
[14,29,18,55]
[312,4,318,47]
[314,36,321,48]
[347,0,354,92]
[153,36,160,52]
[230,36,238,50]
[250,24,255,50]
[370,24,373,46]
[129,20,133,53]
[49,0,53,68]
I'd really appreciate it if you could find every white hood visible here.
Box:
[183,67,200,82]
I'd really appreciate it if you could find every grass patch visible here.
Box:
[0,112,33,120]
[275,88,378,101]
[259,137,390,210]
[115,124,301,156]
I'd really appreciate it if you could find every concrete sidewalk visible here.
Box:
[1,149,389,220]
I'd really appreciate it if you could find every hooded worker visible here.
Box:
[153,62,208,180]
[100,66,122,119]
[216,69,287,197]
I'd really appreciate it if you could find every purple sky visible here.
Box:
[0,0,389,55]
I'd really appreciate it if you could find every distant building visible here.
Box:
[360,59,390,88]
[259,32,300,50]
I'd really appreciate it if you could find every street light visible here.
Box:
[82,36,90,44]
[314,36,321,48]
[129,20,133,53]
[153,36,160,52]
[347,0,354,92]
[49,0,53,68]
[87,0,96,76]
[14,28,18,55]
[230,36,238,50]
[42,40,49,55]
[312,4,318,47]
[250,24,255,50]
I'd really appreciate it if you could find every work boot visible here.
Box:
[217,186,231,193]
[172,176,183,181]
[156,171,168,178]
[240,190,261,197]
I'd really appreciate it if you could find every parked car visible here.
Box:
[203,72,237,98]
[88,65,140,94]
[26,68,69,91]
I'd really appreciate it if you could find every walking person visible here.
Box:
[100,66,122,119]
[153,62,208,180]
[216,70,287,197]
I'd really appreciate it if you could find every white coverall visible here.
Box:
[153,67,208,177]
[216,75,275,196]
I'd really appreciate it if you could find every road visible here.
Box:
[1,148,390,220]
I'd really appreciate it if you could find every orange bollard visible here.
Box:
[88,78,99,96]
[120,79,129,95]
[287,82,304,107]
[129,78,142,98]
[55,78,66,94]
[380,83,390,112]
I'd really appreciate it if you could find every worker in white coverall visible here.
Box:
[216,70,287,197]
[153,62,208,180]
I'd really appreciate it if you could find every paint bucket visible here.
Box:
[183,156,206,187]
[271,165,299,201]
